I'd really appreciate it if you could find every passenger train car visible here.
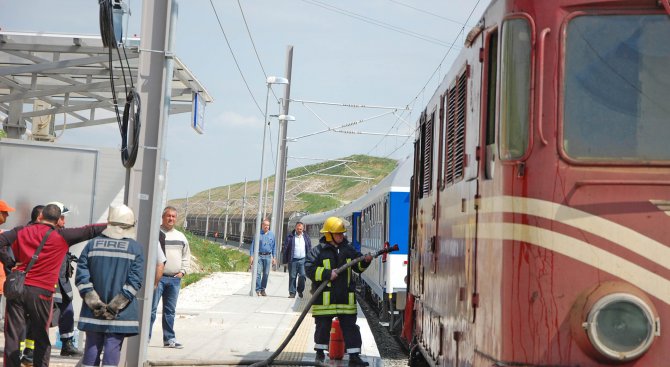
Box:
[405,0,670,366]
[301,157,412,333]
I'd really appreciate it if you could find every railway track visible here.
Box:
[357,292,408,367]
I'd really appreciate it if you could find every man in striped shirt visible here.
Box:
[150,206,190,349]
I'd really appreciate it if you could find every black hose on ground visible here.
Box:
[248,244,400,367]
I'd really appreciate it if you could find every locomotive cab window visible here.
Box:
[500,18,532,161]
[563,14,670,162]
[483,28,499,179]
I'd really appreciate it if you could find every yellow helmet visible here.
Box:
[320,216,346,242]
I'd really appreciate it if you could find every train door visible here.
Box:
[351,211,361,252]
[474,23,500,362]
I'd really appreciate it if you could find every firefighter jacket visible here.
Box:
[54,252,77,303]
[305,236,369,316]
[76,234,145,335]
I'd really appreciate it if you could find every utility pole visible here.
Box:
[183,194,189,229]
[124,0,177,365]
[205,188,211,238]
[239,178,247,247]
[223,185,230,242]
[263,176,270,220]
[270,46,293,258]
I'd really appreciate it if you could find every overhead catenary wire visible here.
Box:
[209,0,264,116]
[289,98,409,111]
[289,108,400,141]
[235,0,281,103]
[300,0,459,48]
[404,0,484,113]
[278,2,480,161]
[388,0,468,27]
[366,0,485,158]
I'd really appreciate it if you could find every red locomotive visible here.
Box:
[405,0,670,366]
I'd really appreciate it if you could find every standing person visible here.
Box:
[0,199,15,331]
[0,200,14,228]
[18,205,45,365]
[281,222,311,298]
[305,217,372,367]
[249,219,276,296]
[46,201,83,357]
[76,204,144,367]
[150,206,190,349]
[155,231,167,288]
[0,204,105,367]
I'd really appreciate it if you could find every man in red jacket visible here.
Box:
[0,203,105,367]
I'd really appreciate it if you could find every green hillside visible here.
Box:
[168,154,398,224]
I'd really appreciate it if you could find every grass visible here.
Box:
[181,229,250,288]
[298,193,341,213]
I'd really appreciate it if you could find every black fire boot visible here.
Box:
[60,338,83,357]
[315,349,326,363]
[348,353,369,367]
[20,348,34,365]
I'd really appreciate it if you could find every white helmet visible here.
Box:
[102,204,136,240]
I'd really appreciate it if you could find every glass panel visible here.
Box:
[486,30,499,147]
[596,301,650,351]
[564,15,670,161]
[500,19,531,160]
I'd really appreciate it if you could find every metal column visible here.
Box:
[124,0,178,364]
[270,46,293,253]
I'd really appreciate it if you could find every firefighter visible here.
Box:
[305,217,372,367]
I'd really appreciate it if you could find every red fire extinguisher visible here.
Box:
[329,317,345,360]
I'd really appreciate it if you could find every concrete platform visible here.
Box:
[0,271,380,366]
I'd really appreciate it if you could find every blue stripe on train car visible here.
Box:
[388,191,409,254]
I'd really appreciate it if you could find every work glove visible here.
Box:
[65,253,78,279]
[103,293,130,320]
[84,290,107,318]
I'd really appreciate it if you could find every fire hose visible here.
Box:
[250,244,400,367]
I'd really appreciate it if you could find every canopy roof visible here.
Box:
[0,31,212,132]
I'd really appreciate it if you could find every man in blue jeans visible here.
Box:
[281,222,312,298]
[150,206,190,348]
[249,219,276,296]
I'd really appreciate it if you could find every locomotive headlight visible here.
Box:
[582,293,658,361]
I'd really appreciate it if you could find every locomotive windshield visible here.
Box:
[563,14,670,162]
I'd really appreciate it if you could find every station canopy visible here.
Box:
[0,31,212,134]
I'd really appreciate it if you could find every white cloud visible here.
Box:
[217,111,260,128]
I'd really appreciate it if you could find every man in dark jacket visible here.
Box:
[305,217,372,367]
[47,201,83,357]
[281,222,311,298]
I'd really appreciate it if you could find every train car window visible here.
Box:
[500,18,531,160]
[563,14,670,162]
[484,29,499,180]
[444,69,468,187]
[356,214,361,244]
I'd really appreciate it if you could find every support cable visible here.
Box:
[99,0,140,168]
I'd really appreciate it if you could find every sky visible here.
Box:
[0,0,488,200]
